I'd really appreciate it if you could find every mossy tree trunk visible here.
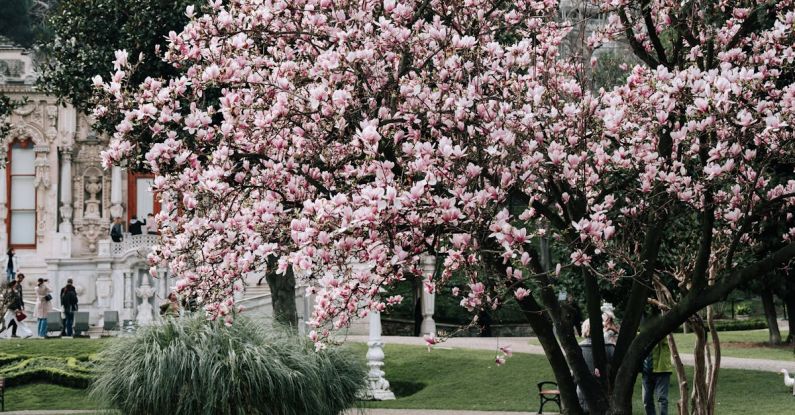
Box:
[265,257,298,329]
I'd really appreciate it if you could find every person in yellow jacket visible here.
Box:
[642,339,672,415]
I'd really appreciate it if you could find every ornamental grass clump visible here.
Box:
[90,316,365,415]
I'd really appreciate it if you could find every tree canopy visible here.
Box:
[95,1,795,414]
[36,0,199,135]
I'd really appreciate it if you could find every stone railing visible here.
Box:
[98,234,159,258]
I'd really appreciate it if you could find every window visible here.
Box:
[127,172,160,225]
[7,140,36,247]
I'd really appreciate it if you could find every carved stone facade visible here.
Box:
[1,40,171,325]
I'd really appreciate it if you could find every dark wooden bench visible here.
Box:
[535,381,560,414]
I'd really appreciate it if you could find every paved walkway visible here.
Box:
[344,335,795,373]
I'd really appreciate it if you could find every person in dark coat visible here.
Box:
[5,248,19,283]
[14,273,25,312]
[577,319,615,413]
[60,279,79,336]
[129,214,144,235]
[110,217,124,242]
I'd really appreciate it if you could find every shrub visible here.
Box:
[90,316,365,415]
[735,303,753,316]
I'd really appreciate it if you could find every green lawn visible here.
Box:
[671,329,794,361]
[5,384,98,412]
[0,338,109,357]
[530,330,795,362]
[0,339,791,414]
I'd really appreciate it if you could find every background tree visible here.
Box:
[0,95,17,142]
[37,0,197,137]
[97,1,795,414]
[0,0,34,47]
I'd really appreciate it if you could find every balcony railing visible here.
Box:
[98,234,159,258]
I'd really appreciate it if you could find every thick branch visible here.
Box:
[611,242,795,411]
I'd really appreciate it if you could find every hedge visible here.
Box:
[2,367,93,388]
[0,355,96,389]
[674,318,768,333]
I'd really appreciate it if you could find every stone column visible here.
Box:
[110,166,124,219]
[59,147,73,232]
[363,310,395,400]
[420,255,437,337]
[0,164,6,252]
[123,271,134,309]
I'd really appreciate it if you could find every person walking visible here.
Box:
[642,339,673,415]
[110,217,124,242]
[10,274,31,338]
[4,249,19,283]
[0,280,31,338]
[60,279,79,337]
[14,273,25,310]
[34,278,53,338]
[577,319,615,413]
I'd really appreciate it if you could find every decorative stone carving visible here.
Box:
[71,138,113,255]
[84,173,102,219]
[123,271,133,309]
[135,280,156,325]
[80,223,104,253]
[12,102,36,117]
[34,150,51,244]
[59,146,74,233]
[363,310,396,400]
[96,275,112,308]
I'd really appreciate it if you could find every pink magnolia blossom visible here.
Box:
[95,0,795,349]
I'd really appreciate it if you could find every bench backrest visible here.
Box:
[103,311,119,330]
[74,311,90,332]
[46,312,63,331]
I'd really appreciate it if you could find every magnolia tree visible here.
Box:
[96,0,795,413]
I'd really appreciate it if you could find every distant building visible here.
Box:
[0,36,172,327]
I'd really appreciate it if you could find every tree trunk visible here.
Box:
[761,288,781,345]
[668,333,689,415]
[517,296,584,415]
[264,263,298,329]
[705,305,720,415]
[783,293,795,344]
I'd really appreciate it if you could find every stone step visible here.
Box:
[242,284,270,299]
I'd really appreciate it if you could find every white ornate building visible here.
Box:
[1,38,173,326]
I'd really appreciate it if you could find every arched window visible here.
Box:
[7,139,36,247]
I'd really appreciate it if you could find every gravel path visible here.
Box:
[344,335,795,373]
